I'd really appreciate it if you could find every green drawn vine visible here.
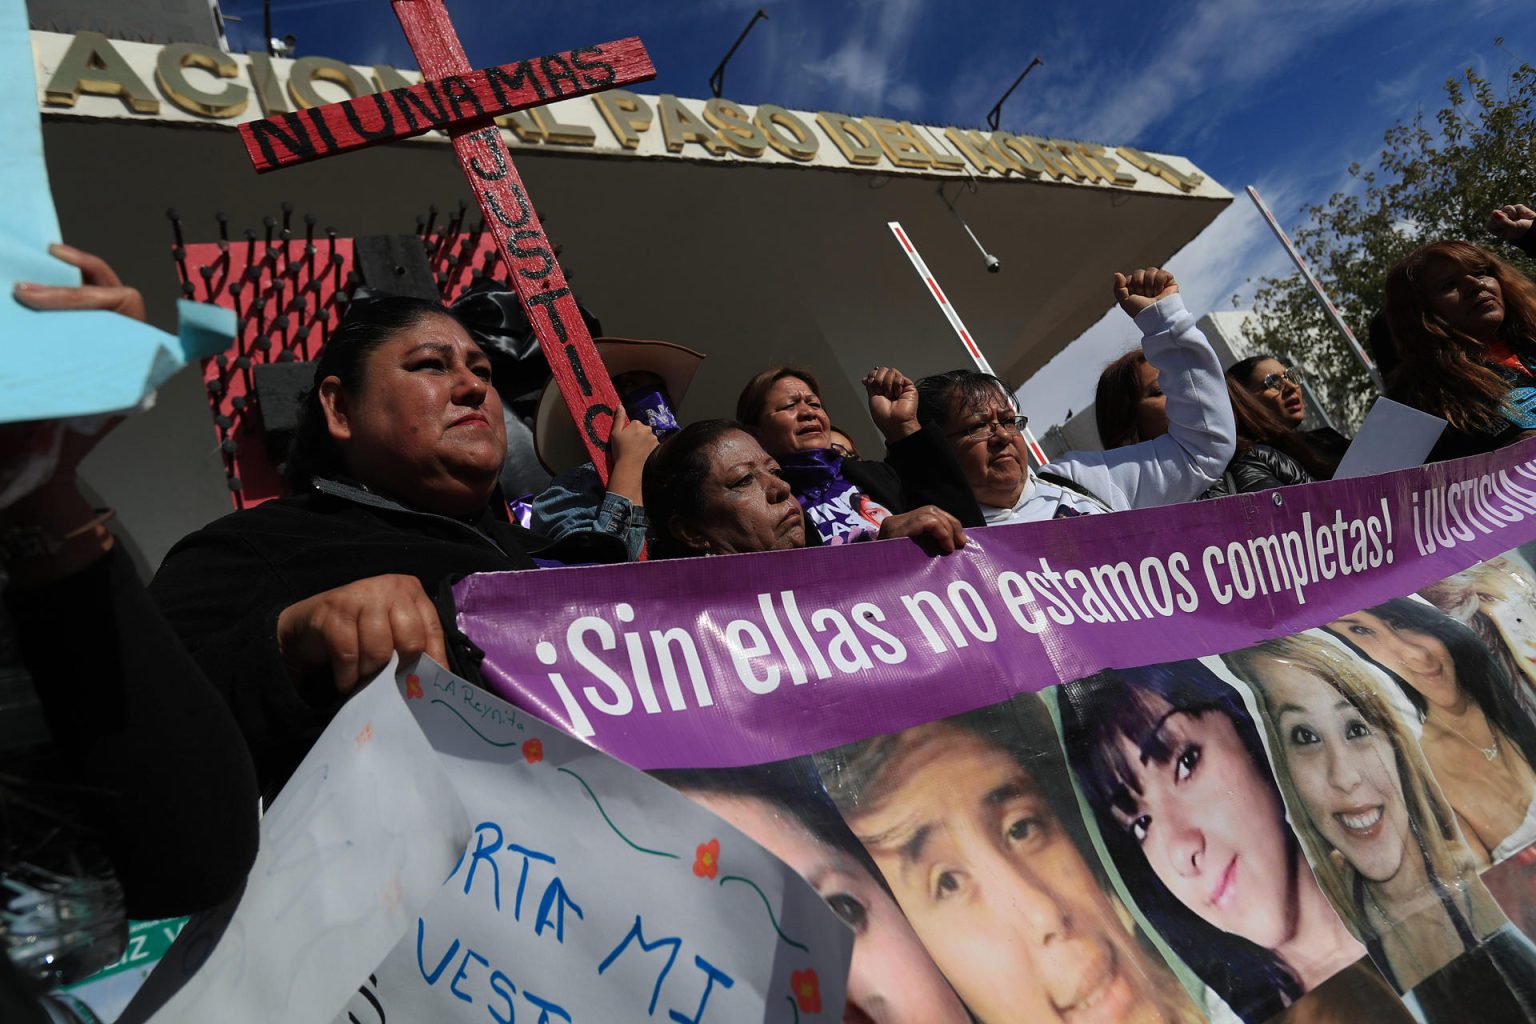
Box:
[558,767,680,860]
[720,875,808,952]
[430,698,520,747]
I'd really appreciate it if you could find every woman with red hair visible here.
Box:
[1384,240,1536,461]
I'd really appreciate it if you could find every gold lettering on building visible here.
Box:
[753,105,818,161]
[863,117,931,168]
[247,51,290,114]
[703,98,767,158]
[657,94,724,154]
[945,127,1019,176]
[155,42,247,118]
[44,32,159,113]
[286,55,371,109]
[1117,146,1205,192]
[816,112,880,165]
[992,132,1047,178]
[592,90,651,149]
[529,106,596,146]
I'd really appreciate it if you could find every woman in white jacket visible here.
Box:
[915,267,1236,524]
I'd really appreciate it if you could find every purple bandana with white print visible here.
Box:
[778,448,891,545]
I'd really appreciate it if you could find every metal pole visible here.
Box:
[1246,185,1383,392]
[887,221,1049,466]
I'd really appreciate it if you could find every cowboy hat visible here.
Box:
[534,337,704,473]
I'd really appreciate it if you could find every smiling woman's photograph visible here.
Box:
[1225,633,1536,1021]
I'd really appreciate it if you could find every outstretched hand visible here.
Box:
[877,505,968,554]
[14,243,146,322]
[1487,204,1536,242]
[2,245,145,503]
[1114,267,1178,317]
[862,366,921,442]
[1,244,147,580]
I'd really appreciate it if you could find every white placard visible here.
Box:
[337,656,853,1024]
[1333,397,1447,479]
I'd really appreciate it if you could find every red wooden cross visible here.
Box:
[235,0,657,482]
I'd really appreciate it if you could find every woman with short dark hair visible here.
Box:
[916,269,1235,523]
[735,365,981,544]
[642,420,967,559]
[150,295,624,794]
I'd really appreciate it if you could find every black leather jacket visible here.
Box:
[1200,443,1315,499]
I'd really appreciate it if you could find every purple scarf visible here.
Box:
[778,448,891,545]
[622,388,681,440]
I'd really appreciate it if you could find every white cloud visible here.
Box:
[793,0,929,115]
[1016,0,1442,149]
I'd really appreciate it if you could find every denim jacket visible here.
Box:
[531,462,649,561]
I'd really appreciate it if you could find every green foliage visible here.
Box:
[1248,61,1536,428]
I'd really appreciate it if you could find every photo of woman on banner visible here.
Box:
[1326,597,1536,865]
[813,695,1204,1024]
[1056,661,1376,1023]
[1225,633,1536,1020]
[1420,554,1536,707]
[655,761,973,1024]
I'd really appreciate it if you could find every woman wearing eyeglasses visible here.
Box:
[1096,352,1334,498]
[917,268,1236,523]
[1228,356,1349,475]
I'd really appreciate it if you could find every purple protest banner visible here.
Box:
[455,439,1536,770]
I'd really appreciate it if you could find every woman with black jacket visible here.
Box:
[148,296,625,796]
[1095,350,1330,498]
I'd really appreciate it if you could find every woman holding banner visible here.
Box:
[1056,661,1371,1022]
[814,696,1206,1024]
[150,295,629,796]
[641,420,969,558]
[1225,633,1536,1018]
[734,365,982,543]
[1326,598,1536,865]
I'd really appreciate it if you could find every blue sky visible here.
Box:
[221,0,1528,427]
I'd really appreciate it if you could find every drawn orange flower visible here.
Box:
[791,969,821,1013]
[405,674,424,700]
[693,838,720,880]
[522,738,544,764]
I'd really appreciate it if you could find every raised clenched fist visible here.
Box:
[862,366,921,442]
[1487,204,1535,242]
[1114,267,1178,317]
